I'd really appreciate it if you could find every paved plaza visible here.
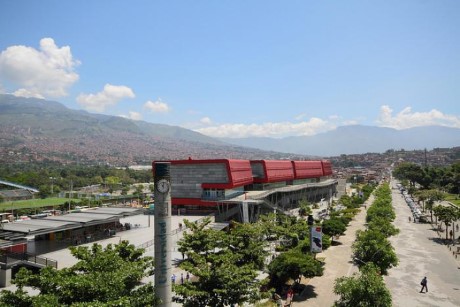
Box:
[385,181,460,307]
[5,183,460,306]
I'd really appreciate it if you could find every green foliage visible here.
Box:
[268,249,323,287]
[0,241,157,306]
[298,199,312,216]
[322,218,347,242]
[175,218,268,306]
[333,263,392,307]
[0,164,150,194]
[367,216,399,237]
[394,162,460,193]
[353,229,398,275]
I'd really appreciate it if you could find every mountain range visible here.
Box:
[0,94,296,165]
[1,94,459,165]
[220,125,460,156]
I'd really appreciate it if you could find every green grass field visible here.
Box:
[445,194,460,207]
[0,197,81,211]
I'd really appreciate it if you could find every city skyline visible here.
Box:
[1,1,459,138]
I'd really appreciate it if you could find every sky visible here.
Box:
[0,0,459,138]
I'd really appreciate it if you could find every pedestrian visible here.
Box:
[408,216,411,222]
[181,273,184,284]
[171,274,176,284]
[420,276,428,293]
[186,272,190,282]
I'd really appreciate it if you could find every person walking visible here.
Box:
[420,276,428,293]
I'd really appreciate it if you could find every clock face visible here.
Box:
[156,179,170,193]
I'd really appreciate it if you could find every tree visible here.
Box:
[322,218,347,243]
[0,241,158,306]
[434,205,458,241]
[367,216,399,237]
[333,263,392,307]
[268,248,323,288]
[392,162,424,187]
[352,230,398,275]
[175,218,267,306]
[225,221,268,269]
[298,199,312,216]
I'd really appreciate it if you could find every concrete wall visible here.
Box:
[171,163,229,198]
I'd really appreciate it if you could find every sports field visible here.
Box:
[0,197,81,211]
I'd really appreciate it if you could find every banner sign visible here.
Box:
[310,226,322,253]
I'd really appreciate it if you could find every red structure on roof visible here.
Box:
[251,160,295,183]
[292,160,324,179]
[171,159,253,189]
[321,160,333,176]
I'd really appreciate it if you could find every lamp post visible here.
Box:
[49,177,55,196]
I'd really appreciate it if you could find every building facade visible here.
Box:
[153,158,337,222]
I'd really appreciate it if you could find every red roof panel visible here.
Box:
[292,160,324,179]
[321,160,333,176]
[251,160,295,183]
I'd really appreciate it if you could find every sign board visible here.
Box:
[310,226,322,253]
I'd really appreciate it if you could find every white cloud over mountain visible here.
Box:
[195,117,334,138]
[144,99,170,113]
[376,105,460,129]
[77,84,135,112]
[0,38,79,98]
[195,105,460,138]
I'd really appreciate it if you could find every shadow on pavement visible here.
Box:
[293,284,318,302]
[428,237,449,245]
[331,241,343,246]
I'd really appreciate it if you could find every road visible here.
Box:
[385,180,460,307]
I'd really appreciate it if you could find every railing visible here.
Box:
[0,252,58,269]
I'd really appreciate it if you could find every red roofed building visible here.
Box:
[292,160,324,182]
[153,158,337,219]
[165,159,253,212]
[321,160,333,176]
[250,160,295,184]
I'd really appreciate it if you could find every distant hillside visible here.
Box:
[220,125,460,156]
[0,94,299,165]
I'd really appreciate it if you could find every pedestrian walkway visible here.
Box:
[292,195,373,306]
[384,180,460,307]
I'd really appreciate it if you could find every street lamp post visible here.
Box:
[49,177,55,196]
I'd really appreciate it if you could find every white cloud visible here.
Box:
[195,117,335,138]
[144,99,170,113]
[77,84,135,112]
[376,105,460,129]
[0,38,79,98]
[119,111,142,121]
[200,117,212,125]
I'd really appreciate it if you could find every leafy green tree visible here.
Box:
[333,263,392,307]
[298,199,312,216]
[175,218,267,306]
[393,162,424,187]
[434,205,459,241]
[0,241,157,306]
[225,221,268,269]
[268,248,323,288]
[322,218,347,243]
[352,230,398,275]
[367,216,399,237]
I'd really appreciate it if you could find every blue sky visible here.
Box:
[1,0,459,138]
